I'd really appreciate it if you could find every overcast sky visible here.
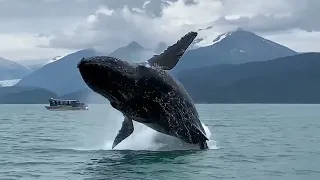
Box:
[1,0,320,61]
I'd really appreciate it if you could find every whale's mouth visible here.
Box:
[78,56,136,82]
[78,56,137,103]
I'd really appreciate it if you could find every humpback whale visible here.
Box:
[77,31,209,149]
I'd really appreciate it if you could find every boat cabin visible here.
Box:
[49,98,84,107]
[46,98,88,110]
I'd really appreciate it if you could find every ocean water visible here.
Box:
[0,104,320,180]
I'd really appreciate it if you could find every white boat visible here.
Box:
[45,98,89,111]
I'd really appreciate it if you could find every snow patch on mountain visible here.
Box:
[47,55,66,64]
[192,27,234,48]
[0,79,21,87]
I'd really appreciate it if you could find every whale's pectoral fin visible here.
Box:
[112,116,134,149]
[146,31,198,70]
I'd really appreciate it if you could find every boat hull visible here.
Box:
[45,106,89,111]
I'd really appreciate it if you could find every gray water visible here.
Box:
[0,104,320,180]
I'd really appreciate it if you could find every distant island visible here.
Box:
[0,29,319,104]
[0,87,57,104]
[177,53,320,103]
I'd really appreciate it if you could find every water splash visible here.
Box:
[74,105,218,151]
[100,111,218,151]
[104,121,218,151]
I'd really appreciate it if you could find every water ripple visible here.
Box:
[1,104,320,180]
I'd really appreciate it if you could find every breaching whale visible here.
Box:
[77,31,209,149]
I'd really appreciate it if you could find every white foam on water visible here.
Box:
[71,106,218,151]
[100,112,218,151]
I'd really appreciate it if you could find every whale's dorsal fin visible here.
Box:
[112,116,134,149]
[146,31,198,70]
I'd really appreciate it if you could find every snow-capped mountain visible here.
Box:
[0,55,66,87]
[16,49,103,95]
[15,29,300,97]
[22,55,68,72]
[48,55,66,63]
[191,26,233,48]
[16,41,154,96]
[172,28,298,74]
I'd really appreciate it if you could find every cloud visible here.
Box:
[1,0,320,61]
[0,0,193,19]
[265,29,320,52]
[39,0,223,52]
[0,33,75,61]
[213,0,320,33]
[41,0,320,52]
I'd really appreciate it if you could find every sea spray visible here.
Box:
[102,109,218,151]
[80,104,217,151]
[105,122,218,151]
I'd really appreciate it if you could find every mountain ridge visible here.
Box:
[0,57,30,81]
[15,41,154,95]
[177,52,320,103]
[171,28,298,74]
[2,52,320,104]
[108,41,154,63]
[12,29,303,99]
[15,48,102,95]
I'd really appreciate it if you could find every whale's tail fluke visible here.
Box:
[146,31,198,70]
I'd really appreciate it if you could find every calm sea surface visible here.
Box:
[0,104,320,180]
